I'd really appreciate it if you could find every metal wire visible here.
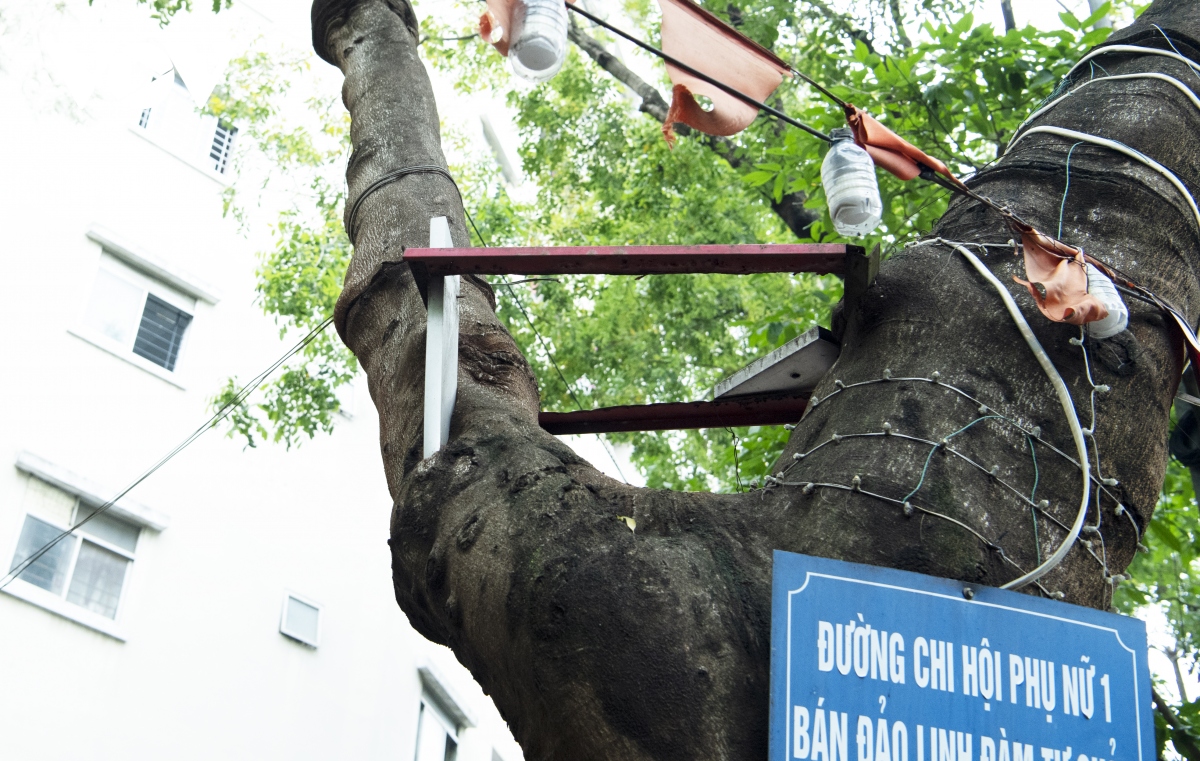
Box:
[2,317,335,591]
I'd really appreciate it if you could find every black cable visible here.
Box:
[1,317,334,591]
[790,69,847,109]
[346,165,457,243]
[566,3,833,143]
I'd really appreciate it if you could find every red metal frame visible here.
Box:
[538,395,809,435]
[404,244,860,277]
[408,243,857,434]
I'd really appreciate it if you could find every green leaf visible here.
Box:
[1059,11,1082,30]
[1150,516,1185,553]
[741,171,775,187]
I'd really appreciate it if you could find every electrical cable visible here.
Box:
[1058,142,1084,239]
[1,316,335,591]
[902,415,1005,504]
[565,2,1023,218]
[1153,25,1200,87]
[1008,72,1200,152]
[1009,125,1200,232]
[936,239,1090,591]
[346,165,457,243]
[1063,44,1200,86]
[1008,127,1200,363]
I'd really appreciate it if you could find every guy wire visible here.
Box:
[2,317,335,591]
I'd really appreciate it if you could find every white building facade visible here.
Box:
[0,2,523,759]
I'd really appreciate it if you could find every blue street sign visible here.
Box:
[770,551,1153,761]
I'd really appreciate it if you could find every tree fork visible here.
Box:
[311,1,1200,758]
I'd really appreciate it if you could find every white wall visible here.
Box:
[0,3,522,759]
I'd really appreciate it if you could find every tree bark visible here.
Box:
[310,1,1200,758]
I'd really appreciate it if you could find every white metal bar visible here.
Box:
[423,216,460,458]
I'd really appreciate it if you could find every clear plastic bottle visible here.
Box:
[509,0,569,83]
[1084,263,1128,339]
[820,127,883,237]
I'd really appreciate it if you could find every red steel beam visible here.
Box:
[404,244,860,277]
[538,395,809,435]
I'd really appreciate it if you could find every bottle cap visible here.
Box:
[830,127,854,142]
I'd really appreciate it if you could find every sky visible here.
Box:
[981,0,1108,30]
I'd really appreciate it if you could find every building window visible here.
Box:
[8,499,140,621]
[138,107,152,128]
[79,253,196,374]
[209,120,237,174]
[132,294,192,370]
[414,699,459,761]
[280,593,321,647]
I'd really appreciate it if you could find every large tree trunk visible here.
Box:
[309,1,1200,758]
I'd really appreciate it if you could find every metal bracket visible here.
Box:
[423,216,459,458]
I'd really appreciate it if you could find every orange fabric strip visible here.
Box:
[841,104,1114,329]
[844,104,959,185]
[481,0,576,58]
[658,0,788,142]
[480,0,514,57]
[1012,229,1108,326]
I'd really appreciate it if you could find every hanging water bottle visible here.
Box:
[509,0,569,83]
[1084,263,1129,339]
[821,127,883,237]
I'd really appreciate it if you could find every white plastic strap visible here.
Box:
[1008,125,1200,231]
[937,239,1091,591]
[1064,44,1200,84]
[423,216,460,458]
[1008,72,1200,153]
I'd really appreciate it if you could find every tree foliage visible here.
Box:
[1116,459,1200,757]
[204,49,356,448]
[111,0,233,26]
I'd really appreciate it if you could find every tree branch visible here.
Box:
[567,19,670,123]
[311,1,1200,758]
[1169,646,1193,704]
[888,0,913,49]
[1154,686,1200,761]
[1000,1,1017,33]
[803,0,876,54]
[566,20,818,236]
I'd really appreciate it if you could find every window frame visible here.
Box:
[3,503,140,641]
[279,591,322,648]
[70,251,198,387]
[414,697,460,761]
[130,69,234,185]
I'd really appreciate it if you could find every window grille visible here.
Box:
[209,121,237,174]
[9,501,140,621]
[65,542,129,618]
[10,516,73,595]
[80,256,196,375]
[132,294,192,371]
